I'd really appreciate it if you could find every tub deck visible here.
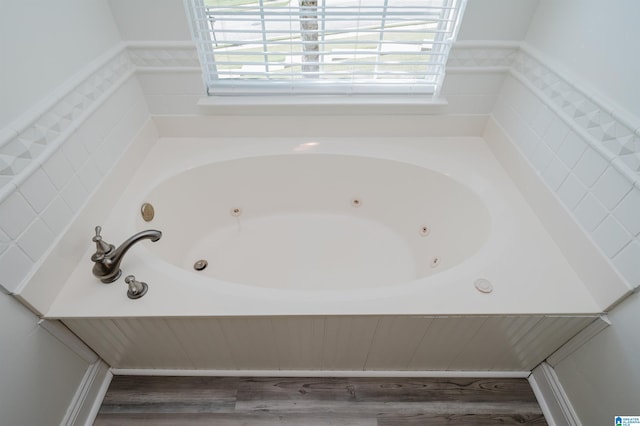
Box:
[47,137,600,318]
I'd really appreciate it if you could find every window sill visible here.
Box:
[196,95,449,115]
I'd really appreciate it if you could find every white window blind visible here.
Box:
[185,0,467,96]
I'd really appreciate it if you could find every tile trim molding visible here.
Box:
[0,44,134,201]
[1,41,639,204]
[512,43,640,187]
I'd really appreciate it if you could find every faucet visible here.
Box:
[91,226,162,283]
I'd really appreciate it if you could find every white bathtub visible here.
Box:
[49,137,599,318]
[47,137,602,371]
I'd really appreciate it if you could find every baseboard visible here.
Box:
[60,360,112,426]
[529,362,581,426]
[110,369,530,378]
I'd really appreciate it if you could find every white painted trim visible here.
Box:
[547,315,611,367]
[452,40,521,48]
[528,372,557,426]
[198,95,449,107]
[38,319,98,364]
[111,369,531,378]
[529,363,581,426]
[81,367,113,426]
[60,360,111,426]
[124,40,197,48]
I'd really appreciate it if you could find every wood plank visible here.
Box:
[350,377,539,403]
[99,376,239,413]
[234,377,538,403]
[377,413,548,425]
[94,413,378,426]
[236,377,355,402]
[234,400,544,416]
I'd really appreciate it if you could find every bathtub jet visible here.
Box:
[91,226,162,283]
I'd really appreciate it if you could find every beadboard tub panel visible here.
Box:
[64,315,595,371]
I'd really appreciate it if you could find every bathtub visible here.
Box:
[48,137,602,372]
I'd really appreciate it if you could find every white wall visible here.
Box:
[457,0,539,41]
[108,0,192,41]
[489,1,640,423]
[525,0,640,120]
[0,1,150,424]
[554,291,640,424]
[0,294,90,425]
[0,0,121,128]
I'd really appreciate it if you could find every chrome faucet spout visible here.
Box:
[91,227,162,283]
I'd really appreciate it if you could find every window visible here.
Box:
[186,0,467,97]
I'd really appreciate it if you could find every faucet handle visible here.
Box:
[124,275,148,299]
[91,226,114,261]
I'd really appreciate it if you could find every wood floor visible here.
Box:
[95,376,548,425]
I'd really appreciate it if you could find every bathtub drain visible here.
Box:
[194,259,208,271]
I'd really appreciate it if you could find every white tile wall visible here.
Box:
[542,157,570,191]
[0,192,37,240]
[592,167,633,210]
[60,176,88,213]
[614,188,640,237]
[42,150,74,191]
[612,242,640,287]
[591,216,632,258]
[573,194,608,232]
[557,131,588,168]
[573,148,608,187]
[18,168,57,213]
[529,139,554,172]
[530,105,554,137]
[493,73,640,290]
[0,245,33,293]
[62,132,90,172]
[542,117,570,152]
[17,219,55,262]
[0,76,150,293]
[0,228,10,256]
[41,196,73,236]
[556,174,587,210]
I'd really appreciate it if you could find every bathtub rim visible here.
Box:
[45,136,603,318]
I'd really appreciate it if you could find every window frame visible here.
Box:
[185,0,467,98]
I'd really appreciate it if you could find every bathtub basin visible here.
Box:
[48,137,600,318]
